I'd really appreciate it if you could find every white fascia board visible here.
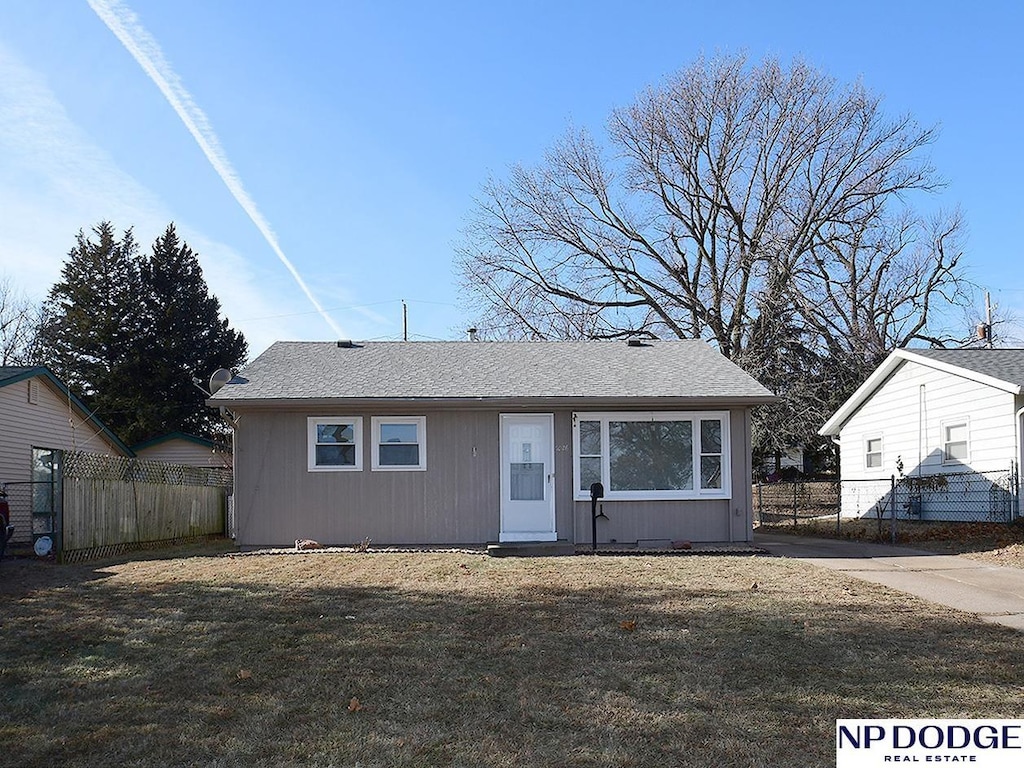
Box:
[818,351,905,437]
[818,348,1024,437]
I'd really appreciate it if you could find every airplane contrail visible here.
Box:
[87,0,345,339]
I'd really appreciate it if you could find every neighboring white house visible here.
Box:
[819,348,1024,522]
[131,432,230,469]
[0,366,132,545]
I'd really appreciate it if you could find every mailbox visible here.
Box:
[590,482,606,551]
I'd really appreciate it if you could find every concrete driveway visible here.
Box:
[755,532,1024,632]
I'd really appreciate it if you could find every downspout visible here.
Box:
[831,436,841,526]
[1015,406,1024,520]
[918,384,926,478]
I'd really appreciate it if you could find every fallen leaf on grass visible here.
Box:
[236,669,252,680]
[620,618,637,632]
[348,697,363,712]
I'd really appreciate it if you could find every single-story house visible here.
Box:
[209,340,775,549]
[759,447,806,478]
[0,366,132,545]
[132,431,230,469]
[819,348,1024,521]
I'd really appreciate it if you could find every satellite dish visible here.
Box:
[209,369,233,395]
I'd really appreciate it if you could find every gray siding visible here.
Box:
[235,408,501,548]
[233,405,756,548]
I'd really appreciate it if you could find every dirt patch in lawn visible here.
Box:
[2,544,1022,767]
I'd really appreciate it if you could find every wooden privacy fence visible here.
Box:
[61,451,232,561]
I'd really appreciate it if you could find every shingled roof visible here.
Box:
[905,348,1024,390]
[209,340,774,405]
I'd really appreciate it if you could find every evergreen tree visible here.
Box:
[37,221,247,446]
[136,223,248,441]
[38,221,145,435]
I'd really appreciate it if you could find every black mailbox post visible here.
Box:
[589,482,605,551]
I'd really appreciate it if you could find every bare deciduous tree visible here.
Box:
[456,53,969,460]
[0,275,39,366]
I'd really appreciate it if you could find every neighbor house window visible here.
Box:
[308,417,362,471]
[371,416,426,471]
[942,421,969,464]
[573,412,731,500]
[865,436,883,469]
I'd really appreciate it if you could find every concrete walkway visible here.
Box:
[755,532,1024,632]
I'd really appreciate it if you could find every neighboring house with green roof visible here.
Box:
[131,431,230,469]
[820,348,1024,521]
[209,340,775,550]
[0,366,132,547]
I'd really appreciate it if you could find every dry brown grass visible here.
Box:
[2,541,1023,767]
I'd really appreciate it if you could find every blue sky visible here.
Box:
[0,0,1021,356]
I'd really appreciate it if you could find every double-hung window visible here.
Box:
[942,421,969,464]
[864,436,883,470]
[308,417,362,471]
[573,412,731,500]
[371,416,426,471]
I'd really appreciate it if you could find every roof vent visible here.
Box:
[337,340,354,348]
[467,328,478,342]
[626,338,646,347]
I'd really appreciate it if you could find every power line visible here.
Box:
[237,298,458,323]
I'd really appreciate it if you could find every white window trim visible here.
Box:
[864,434,883,471]
[941,418,970,465]
[371,416,427,471]
[307,416,363,472]
[572,411,731,501]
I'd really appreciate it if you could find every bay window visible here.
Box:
[573,412,731,500]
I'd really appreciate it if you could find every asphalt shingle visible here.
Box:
[210,340,774,403]
[907,348,1024,390]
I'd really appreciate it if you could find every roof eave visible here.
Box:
[819,348,1024,437]
[209,394,778,410]
[6,367,134,456]
[819,351,906,437]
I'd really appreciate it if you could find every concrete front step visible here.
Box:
[486,540,576,557]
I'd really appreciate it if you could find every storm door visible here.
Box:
[499,414,556,542]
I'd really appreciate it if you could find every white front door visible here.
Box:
[500,414,556,542]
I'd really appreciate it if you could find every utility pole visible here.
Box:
[977,291,994,348]
[985,291,993,349]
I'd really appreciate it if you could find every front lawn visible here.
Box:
[1,544,1022,767]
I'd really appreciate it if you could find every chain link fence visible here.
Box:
[3,450,233,560]
[756,463,1020,529]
